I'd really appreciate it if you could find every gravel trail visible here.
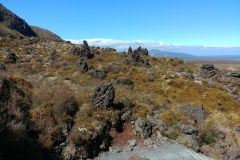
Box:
[95,144,212,160]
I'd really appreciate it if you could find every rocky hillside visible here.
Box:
[0,3,62,41]
[0,37,240,160]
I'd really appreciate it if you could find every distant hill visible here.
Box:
[0,3,62,41]
[31,26,63,42]
[150,49,240,60]
[149,49,197,59]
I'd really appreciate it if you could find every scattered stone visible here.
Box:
[88,69,106,79]
[235,125,240,134]
[128,139,136,147]
[201,64,217,78]
[6,53,17,63]
[0,62,6,71]
[91,83,115,109]
[178,59,184,64]
[180,104,207,121]
[135,117,152,139]
[231,71,240,78]
[181,73,194,79]
[121,111,131,122]
[75,59,88,73]
[178,124,198,135]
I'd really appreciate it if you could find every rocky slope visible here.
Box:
[0,3,62,41]
[0,37,240,160]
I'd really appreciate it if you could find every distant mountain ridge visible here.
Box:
[149,49,197,59]
[0,3,62,41]
[150,49,240,60]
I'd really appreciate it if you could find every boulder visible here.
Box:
[135,117,152,138]
[127,46,132,54]
[201,64,217,78]
[231,71,240,78]
[91,83,115,109]
[6,53,17,63]
[75,59,88,73]
[132,50,142,62]
[178,124,198,135]
[88,69,106,79]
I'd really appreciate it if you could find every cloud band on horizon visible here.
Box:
[65,38,240,56]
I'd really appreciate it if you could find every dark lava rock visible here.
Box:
[102,47,116,52]
[0,62,6,71]
[136,46,148,56]
[231,71,240,78]
[91,83,115,109]
[178,59,184,64]
[75,59,88,73]
[201,64,217,78]
[127,46,132,54]
[89,69,106,79]
[71,40,94,59]
[135,117,152,139]
[180,104,207,121]
[6,53,17,63]
[132,50,142,62]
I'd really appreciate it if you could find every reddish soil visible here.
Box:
[110,123,144,148]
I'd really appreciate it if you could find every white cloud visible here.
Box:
[64,38,240,56]
[65,38,170,51]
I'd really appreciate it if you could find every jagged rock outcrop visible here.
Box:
[131,50,150,66]
[75,59,88,73]
[91,83,115,109]
[231,71,240,78]
[136,46,148,56]
[135,117,152,138]
[6,53,17,63]
[0,4,37,37]
[71,40,94,59]
[89,69,106,79]
[201,64,217,78]
[127,46,132,54]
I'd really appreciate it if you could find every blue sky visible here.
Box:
[1,0,240,55]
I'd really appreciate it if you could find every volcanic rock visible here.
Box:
[91,83,115,109]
